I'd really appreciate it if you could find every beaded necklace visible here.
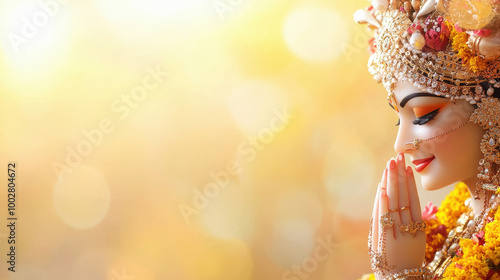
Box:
[426,183,500,279]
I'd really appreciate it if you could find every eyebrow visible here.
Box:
[400,92,447,108]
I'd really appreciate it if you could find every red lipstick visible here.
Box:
[412,156,435,173]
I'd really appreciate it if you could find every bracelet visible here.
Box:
[385,267,432,279]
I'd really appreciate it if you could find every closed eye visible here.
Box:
[413,108,440,125]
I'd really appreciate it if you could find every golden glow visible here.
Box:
[54,165,111,229]
[226,80,292,135]
[446,0,495,30]
[0,0,72,94]
[128,0,206,18]
[200,182,255,240]
[0,0,437,279]
[284,6,349,63]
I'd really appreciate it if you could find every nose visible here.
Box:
[394,121,416,154]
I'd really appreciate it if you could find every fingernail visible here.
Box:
[389,159,396,170]
[381,189,387,197]
[398,152,404,162]
[407,166,413,174]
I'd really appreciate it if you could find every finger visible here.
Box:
[406,166,422,222]
[378,187,389,252]
[371,183,381,218]
[372,168,387,248]
[397,152,411,225]
[371,184,381,250]
[381,167,388,191]
[387,158,401,238]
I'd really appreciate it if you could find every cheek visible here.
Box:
[442,124,484,169]
[421,124,484,190]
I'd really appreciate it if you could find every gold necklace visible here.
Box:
[428,194,500,278]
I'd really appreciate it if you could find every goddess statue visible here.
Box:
[354,0,500,279]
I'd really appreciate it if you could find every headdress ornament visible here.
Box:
[354,0,500,103]
[355,1,500,199]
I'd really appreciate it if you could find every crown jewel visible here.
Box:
[355,0,500,103]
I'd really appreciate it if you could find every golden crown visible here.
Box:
[355,0,500,103]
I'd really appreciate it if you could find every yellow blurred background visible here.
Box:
[0,0,451,279]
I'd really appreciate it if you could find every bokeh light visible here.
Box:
[270,190,323,266]
[54,165,111,229]
[283,6,349,63]
[226,80,292,135]
[0,0,450,279]
[0,0,72,94]
[200,182,255,241]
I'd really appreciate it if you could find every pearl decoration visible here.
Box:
[435,251,443,259]
[467,220,476,228]
[410,31,426,50]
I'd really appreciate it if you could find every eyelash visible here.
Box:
[395,108,441,126]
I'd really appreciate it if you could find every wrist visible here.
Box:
[384,267,432,280]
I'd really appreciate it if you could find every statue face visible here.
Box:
[391,81,484,190]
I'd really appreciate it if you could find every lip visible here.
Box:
[412,156,435,173]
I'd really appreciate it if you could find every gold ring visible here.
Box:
[380,212,396,230]
[399,220,426,237]
[388,208,399,213]
[400,206,410,211]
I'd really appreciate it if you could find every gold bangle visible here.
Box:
[385,267,433,279]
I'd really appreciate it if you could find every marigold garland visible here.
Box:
[443,192,500,279]
[424,218,446,262]
[359,183,485,280]
[359,273,376,280]
[424,183,470,262]
[359,184,500,279]
[448,23,492,73]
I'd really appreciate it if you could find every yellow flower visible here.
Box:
[449,22,493,73]
[426,183,470,262]
[362,183,500,279]
[444,196,500,279]
[358,273,375,280]
[436,183,470,229]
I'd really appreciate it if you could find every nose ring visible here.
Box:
[406,139,423,149]
[405,120,470,150]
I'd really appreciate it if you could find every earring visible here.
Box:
[470,98,500,199]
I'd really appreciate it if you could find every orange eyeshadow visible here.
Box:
[413,102,448,118]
